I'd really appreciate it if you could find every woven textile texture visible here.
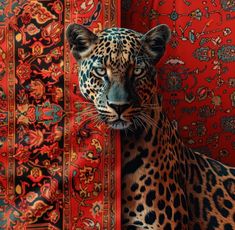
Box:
[0,1,121,229]
[122,0,235,166]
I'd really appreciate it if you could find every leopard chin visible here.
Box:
[108,120,132,130]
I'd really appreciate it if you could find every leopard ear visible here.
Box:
[142,24,171,63]
[66,24,98,61]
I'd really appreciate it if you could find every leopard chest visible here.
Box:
[120,122,189,229]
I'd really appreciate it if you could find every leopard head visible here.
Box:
[66,24,170,130]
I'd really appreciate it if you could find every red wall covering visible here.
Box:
[122,0,235,166]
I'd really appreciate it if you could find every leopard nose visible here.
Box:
[107,102,131,115]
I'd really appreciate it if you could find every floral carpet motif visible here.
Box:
[0,0,121,229]
[122,0,235,166]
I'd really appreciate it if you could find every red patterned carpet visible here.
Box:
[122,0,235,166]
[0,1,121,229]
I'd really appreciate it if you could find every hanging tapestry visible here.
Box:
[0,1,121,229]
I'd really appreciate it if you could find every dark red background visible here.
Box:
[122,0,235,166]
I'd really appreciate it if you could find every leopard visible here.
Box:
[66,23,235,230]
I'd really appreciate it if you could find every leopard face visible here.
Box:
[66,24,170,129]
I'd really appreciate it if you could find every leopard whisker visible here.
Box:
[76,104,97,115]
[97,109,112,115]
[76,109,100,121]
[128,108,142,113]
[141,104,162,111]
[132,118,138,130]
[80,106,97,111]
[138,114,152,130]
[139,112,161,130]
[76,101,94,105]
[94,116,105,127]
[77,108,98,115]
[93,114,107,127]
[139,112,155,125]
[134,117,142,128]
[135,116,148,133]
[76,112,98,118]
[82,111,99,118]
[77,114,100,124]
[142,104,161,108]
[127,125,135,133]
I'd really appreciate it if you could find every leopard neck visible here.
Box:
[121,94,186,168]
[121,95,187,191]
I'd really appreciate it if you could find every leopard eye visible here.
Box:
[94,67,107,77]
[133,67,146,77]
